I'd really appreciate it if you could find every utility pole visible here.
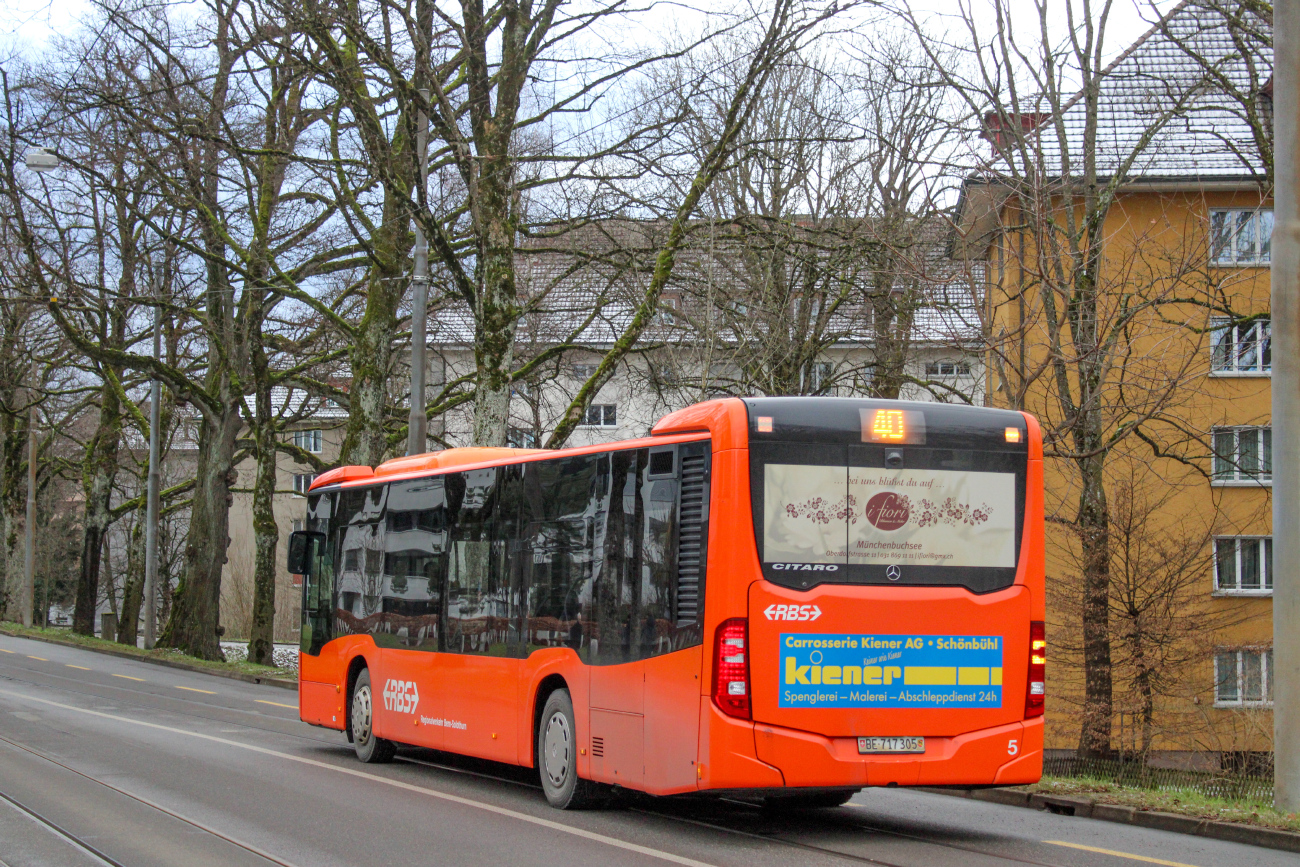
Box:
[406,88,431,457]
[143,299,163,648]
[22,404,35,628]
[1274,0,1300,813]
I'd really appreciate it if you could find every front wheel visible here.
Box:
[537,689,605,809]
[351,669,396,764]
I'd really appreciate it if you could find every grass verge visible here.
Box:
[0,622,294,683]
[1018,775,1300,833]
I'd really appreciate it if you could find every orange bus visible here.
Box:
[289,397,1045,808]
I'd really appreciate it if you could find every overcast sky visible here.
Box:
[3,0,1185,58]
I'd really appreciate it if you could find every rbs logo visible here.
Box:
[383,678,419,714]
[764,603,822,622]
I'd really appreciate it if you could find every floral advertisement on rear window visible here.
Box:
[763,465,1017,570]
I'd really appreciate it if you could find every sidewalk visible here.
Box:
[920,785,1300,855]
[0,624,297,691]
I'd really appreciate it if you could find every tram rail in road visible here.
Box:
[0,634,1291,867]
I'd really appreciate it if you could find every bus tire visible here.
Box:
[537,688,603,809]
[351,668,396,764]
[764,789,857,809]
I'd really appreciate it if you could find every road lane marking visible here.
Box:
[0,687,718,867]
[0,648,14,653]
[255,700,297,709]
[1044,840,1202,867]
[111,674,145,682]
[66,665,91,671]
[26,656,47,661]
[175,686,216,695]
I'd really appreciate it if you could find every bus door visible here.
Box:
[357,479,443,748]
[431,467,523,764]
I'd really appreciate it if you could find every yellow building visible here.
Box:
[955,4,1274,767]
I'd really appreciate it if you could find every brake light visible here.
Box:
[1026,621,1045,718]
[712,618,750,719]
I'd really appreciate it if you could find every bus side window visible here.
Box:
[384,478,446,651]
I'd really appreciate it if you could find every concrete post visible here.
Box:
[144,301,162,649]
[22,405,35,628]
[1273,0,1300,813]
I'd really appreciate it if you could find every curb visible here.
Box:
[0,627,298,691]
[917,786,1300,854]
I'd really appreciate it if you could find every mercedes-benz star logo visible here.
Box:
[886,565,902,581]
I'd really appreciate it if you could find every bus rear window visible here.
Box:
[746,398,1027,593]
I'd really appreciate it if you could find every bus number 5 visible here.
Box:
[1007,739,1018,756]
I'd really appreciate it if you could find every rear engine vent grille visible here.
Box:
[676,448,709,626]
[591,737,604,758]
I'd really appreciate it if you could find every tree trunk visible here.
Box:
[1075,451,1113,758]
[247,396,279,666]
[158,406,241,660]
[117,519,145,645]
[1,406,27,622]
[339,225,406,467]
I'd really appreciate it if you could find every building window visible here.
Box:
[571,363,598,381]
[925,360,973,377]
[656,296,680,325]
[292,473,317,495]
[293,429,323,453]
[1214,537,1273,594]
[1212,426,1271,484]
[581,404,617,427]
[1211,317,1271,374]
[507,427,539,449]
[1215,648,1273,706]
[1211,209,1273,266]
[806,361,834,392]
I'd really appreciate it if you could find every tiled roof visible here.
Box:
[998,0,1271,181]
[425,218,984,347]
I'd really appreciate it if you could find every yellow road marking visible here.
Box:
[111,674,145,682]
[26,656,47,661]
[0,648,14,653]
[175,686,215,695]
[255,700,297,709]
[1044,840,1202,867]
[66,665,91,671]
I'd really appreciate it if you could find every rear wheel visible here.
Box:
[537,689,604,809]
[764,790,858,809]
[351,669,396,764]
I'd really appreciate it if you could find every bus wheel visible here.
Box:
[351,669,396,764]
[538,689,603,809]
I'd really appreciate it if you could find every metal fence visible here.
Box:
[1043,755,1274,804]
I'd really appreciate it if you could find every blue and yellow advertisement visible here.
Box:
[779,633,1004,709]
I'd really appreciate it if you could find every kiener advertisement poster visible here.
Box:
[763,465,1016,568]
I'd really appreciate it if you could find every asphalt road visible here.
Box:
[0,634,1291,867]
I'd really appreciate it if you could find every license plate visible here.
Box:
[858,736,925,754]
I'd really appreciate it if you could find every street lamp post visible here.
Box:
[21,147,56,629]
[406,89,431,457]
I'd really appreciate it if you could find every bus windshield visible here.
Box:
[745,397,1028,593]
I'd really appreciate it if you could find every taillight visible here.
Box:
[1026,621,1045,718]
[712,618,750,719]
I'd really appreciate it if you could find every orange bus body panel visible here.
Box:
[299,397,1046,796]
